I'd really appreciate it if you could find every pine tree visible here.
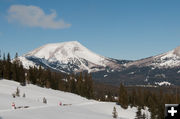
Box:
[107,91,113,101]
[45,68,52,88]
[118,83,128,109]
[43,97,47,104]
[12,61,18,81]
[3,53,5,61]
[15,53,18,59]
[4,53,12,80]
[7,53,12,79]
[131,89,137,106]
[69,77,76,93]
[112,106,118,118]
[157,91,165,119]
[148,95,156,119]
[19,64,26,86]
[137,89,144,108]
[77,72,83,95]
[87,73,94,99]
[16,87,20,97]
[28,67,37,84]
[83,73,94,99]
[12,54,20,82]
[51,72,58,90]
[36,66,43,86]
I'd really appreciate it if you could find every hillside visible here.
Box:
[0,79,144,119]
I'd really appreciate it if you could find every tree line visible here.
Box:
[1,52,179,118]
[0,52,94,99]
[94,82,180,119]
[117,84,180,119]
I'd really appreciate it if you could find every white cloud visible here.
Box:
[7,5,71,29]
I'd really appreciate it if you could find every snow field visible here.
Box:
[0,79,148,119]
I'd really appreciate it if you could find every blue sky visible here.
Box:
[1,0,180,60]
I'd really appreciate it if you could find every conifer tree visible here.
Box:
[83,73,94,99]
[107,91,113,101]
[131,89,137,106]
[28,67,36,84]
[12,53,20,82]
[16,87,20,97]
[43,97,47,104]
[87,73,94,99]
[37,66,44,87]
[112,106,118,118]
[7,53,11,79]
[77,72,83,95]
[3,53,5,61]
[45,69,52,88]
[69,76,76,93]
[148,95,156,119]
[118,83,128,109]
[19,64,26,86]
[4,53,12,80]
[137,89,144,108]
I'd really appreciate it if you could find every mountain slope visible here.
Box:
[92,46,180,86]
[0,79,143,119]
[125,46,180,68]
[19,41,123,73]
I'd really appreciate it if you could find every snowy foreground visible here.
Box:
[0,79,148,119]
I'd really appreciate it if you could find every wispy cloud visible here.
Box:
[7,5,71,29]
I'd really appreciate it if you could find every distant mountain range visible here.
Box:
[18,41,180,86]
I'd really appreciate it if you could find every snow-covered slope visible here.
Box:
[0,79,145,119]
[125,46,180,68]
[152,46,180,67]
[19,41,122,73]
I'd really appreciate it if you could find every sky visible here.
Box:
[1,0,180,60]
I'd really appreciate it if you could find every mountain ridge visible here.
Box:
[18,41,180,85]
[125,45,180,68]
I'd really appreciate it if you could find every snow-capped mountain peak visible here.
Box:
[19,41,121,73]
[27,41,85,59]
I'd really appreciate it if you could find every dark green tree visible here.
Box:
[76,72,83,95]
[118,83,128,109]
[4,53,12,80]
[19,64,26,86]
[112,106,118,118]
